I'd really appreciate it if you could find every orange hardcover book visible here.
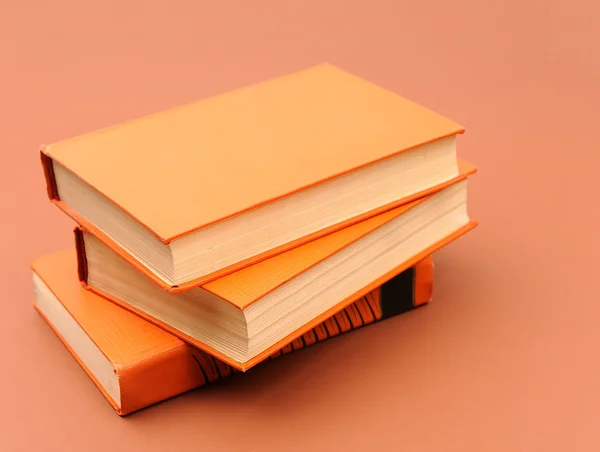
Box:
[76,163,477,370]
[33,249,434,416]
[40,63,466,289]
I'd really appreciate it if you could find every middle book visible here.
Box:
[75,163,475,371]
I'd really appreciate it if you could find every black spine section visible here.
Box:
[379,267,416,318]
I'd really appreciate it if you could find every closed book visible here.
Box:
[33,249,434,416]
[76,164,476,370]
[40,63,465,289]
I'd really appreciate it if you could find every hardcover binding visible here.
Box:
[34,306,123,412]
[74,227,88,283]
[40,147,59,200]
[33,252,433,415]
[49,161,477,292]
[182,262,433,384]
[38,64,466,244]
[116,344,200,415]
[75,221,477,371]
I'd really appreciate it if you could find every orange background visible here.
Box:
[1,1,599,451]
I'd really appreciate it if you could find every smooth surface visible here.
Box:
[1,0,598,450]
[45,63,463,239]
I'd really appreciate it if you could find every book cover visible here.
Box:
[33,249,434,416]
[75,168,476,370]
[40,63,466,288]
[78,161,477,294]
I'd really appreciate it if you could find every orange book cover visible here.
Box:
[76,160,477,295]
[40,63,466,288]
[33,249,434,416]
[76,163,477,371]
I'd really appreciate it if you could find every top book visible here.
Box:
[40,63,464,289]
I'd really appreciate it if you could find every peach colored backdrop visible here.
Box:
[1,1,599,451]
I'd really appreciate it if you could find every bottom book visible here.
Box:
[31,249,434,416]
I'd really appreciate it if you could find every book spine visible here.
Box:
[74,227,89,283]
[117,343,206,415]
[169,256,434,392]
[39,147,59,201]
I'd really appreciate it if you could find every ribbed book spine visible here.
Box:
[186,256,432,384]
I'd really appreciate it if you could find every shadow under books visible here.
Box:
[126,307,436,420]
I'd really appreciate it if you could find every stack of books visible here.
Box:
[31,64,477,415]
